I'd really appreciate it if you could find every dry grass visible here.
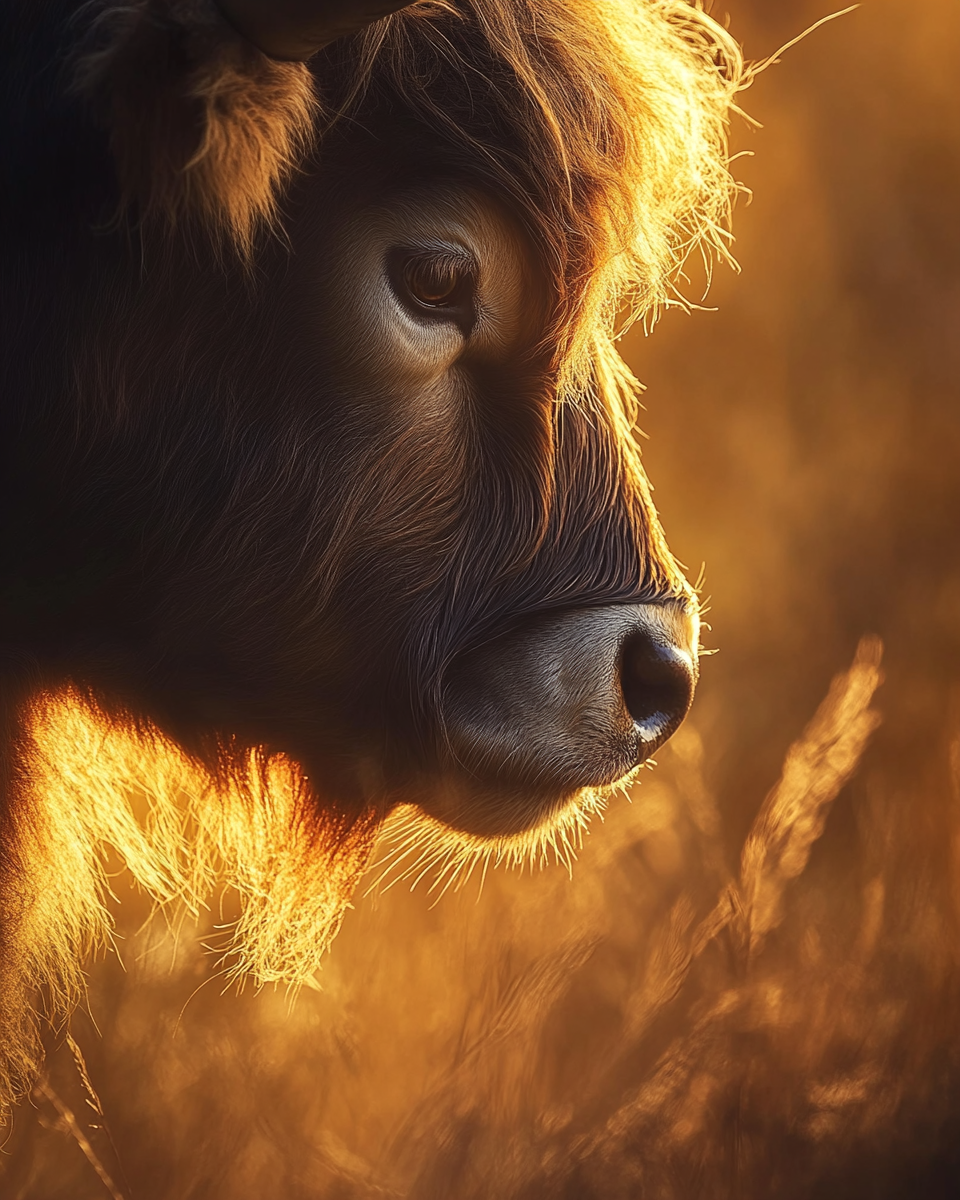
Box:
[4,632,957,1199]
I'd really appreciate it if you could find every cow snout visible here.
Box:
[434,602,698,835]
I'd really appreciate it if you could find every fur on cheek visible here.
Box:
[73,0,319,255]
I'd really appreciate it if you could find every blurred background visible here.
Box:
[3,0,958,1195]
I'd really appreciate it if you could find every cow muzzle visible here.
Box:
[431,601,699,836]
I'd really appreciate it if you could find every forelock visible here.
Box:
[325,0,746,395]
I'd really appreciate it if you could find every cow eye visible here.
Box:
[390,247,476,328]
[403,255,468,306]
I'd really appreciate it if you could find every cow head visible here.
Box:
[5,0,742,841]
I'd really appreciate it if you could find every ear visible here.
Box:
[74,1,319,257]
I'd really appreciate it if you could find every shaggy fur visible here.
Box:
[1,0,744,1115]
[1,689,379,1110]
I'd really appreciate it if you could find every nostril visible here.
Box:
[619,630,696,753]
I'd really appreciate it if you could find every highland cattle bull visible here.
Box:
[0,0,741,1108]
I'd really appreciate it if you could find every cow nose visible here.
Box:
[437,601,699,833]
